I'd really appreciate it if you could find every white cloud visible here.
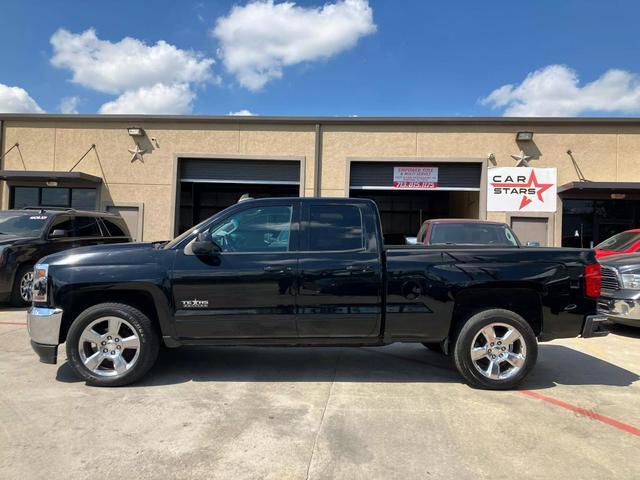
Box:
[50,28,215,94]
[98,83,195,114]
[480,64,640,116]
[58,96,80,114]
[228,109,256,115]
[0,83,44,113]
[213,0,376,90]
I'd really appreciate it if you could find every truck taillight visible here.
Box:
[585,263,601,298]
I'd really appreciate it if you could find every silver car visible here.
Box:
[598,253,640,327]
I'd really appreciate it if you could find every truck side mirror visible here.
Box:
[50,229,68,238]
[191,233,221,255]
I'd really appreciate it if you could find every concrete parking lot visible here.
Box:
[1,309,638,480]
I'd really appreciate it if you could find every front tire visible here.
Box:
[65,303,160,387]
[452,309,537,390]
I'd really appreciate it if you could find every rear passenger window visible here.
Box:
[73,217,101,237]
[309,205,364,251]
[102,218,128,237]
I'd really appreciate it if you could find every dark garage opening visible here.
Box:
[559,182,640,248]
[349,161,482,244]
[178,182,298,233]
[177,158,301,234]
[351,190,480,244]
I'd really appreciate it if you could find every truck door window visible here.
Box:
[209,206,293,253]
[73,217,102,237]
[309,205,364,251]
[47,215,73,238]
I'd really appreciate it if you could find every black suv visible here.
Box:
[0,208,131,306]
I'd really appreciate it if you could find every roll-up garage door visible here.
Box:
[180,158,300,185]
[350,161,481,190]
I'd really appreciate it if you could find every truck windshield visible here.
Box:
[0,213,49,237]
[595,231,640,252]
[430,223,519,246]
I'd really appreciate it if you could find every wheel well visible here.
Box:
[59,290,160,343]
[450,288,542,338]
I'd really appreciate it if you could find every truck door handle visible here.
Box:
[264,265,292,273]
[346,264,371,272]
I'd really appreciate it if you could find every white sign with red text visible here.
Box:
[393,166,439,189]
[487,167,557,212]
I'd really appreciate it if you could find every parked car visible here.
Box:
[27,197,608,390]
[598,253,640,327]
[594,229,640,259]
[0,208,131,306]
[415,218,522,247]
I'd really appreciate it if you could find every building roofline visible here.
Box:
[0,113,639,126]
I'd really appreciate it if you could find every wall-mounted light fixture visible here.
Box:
[46,180,58,187]
[516,131,534,142]
[611,193,626,200]
[127,127,144,137]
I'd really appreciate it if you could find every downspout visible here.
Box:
[313,123,323,197]
[0,120,5,208]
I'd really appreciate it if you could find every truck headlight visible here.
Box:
[32,263,49,303]
[621,273,640,290]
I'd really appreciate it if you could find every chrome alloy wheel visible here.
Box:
[20,271,34,302]
[78,317,141,377]
[470,322,527,381]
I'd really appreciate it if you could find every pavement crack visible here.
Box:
[305,351,341,480]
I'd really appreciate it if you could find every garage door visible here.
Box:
[180,158,300,185]
[177,158,301,234]
[350,161,481,190]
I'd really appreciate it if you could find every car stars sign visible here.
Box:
[487,167,557,212]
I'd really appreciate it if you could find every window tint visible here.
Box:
[48,216,73,237]
[71,189,97,209]
[417,223,427,243]
[309,205,363,251]
[595,231,640,252]
[9,186,97,210]
[73,217,101,237]
[430,223,518,246]
[0,212,49,237]
[209,205,292,252]
[12,187,39,209]
[102,217,128,237]
[41,188,70,207]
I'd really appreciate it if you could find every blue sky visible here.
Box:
[1,0,639,116]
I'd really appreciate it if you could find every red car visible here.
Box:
[595,229,640,259]
[415,218,521,246]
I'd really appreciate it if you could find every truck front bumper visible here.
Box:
[27,307,63,364]
[581,314,611,338]
[598,294,640,327]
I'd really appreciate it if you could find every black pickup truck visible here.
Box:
[27,197,609,389]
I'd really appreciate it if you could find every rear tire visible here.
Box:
[453,309,537,390]
[66,303,160,387]
[10,265,34,307]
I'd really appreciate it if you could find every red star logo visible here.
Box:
[490,170,553,210]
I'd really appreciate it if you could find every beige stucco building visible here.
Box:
[1,114,639,247]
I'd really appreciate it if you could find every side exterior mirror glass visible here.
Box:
[50,229,68,238]
[190,232,222,255]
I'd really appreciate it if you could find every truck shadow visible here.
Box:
[608,324,640,339]
[56,343,639,390]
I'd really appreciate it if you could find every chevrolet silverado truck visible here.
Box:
[27,197,609,389]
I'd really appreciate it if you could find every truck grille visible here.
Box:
[601,266,620,291]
